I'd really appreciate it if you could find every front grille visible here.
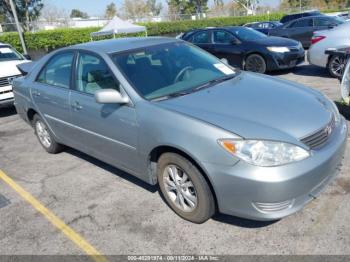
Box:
[300,116,336,149]
[0,89,12,95]
[0,75,21,87]
[253,200,294,213]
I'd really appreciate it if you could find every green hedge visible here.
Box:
[0,13,285,52]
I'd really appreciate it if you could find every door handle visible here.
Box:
[32,90,41,97]
[72,101,83,110]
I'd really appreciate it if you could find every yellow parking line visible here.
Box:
[0,170,108,262]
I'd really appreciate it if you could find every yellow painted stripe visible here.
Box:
[0,170,108,262]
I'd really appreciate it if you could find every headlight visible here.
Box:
[329,99,341,123]
[218,139,310,167]
[267,46,290,53]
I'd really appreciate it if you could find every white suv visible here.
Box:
[0,43,30,107]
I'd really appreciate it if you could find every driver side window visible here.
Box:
[213,30,234,44]
[75,53,119,95]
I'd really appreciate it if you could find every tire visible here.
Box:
[157,153,215,223]
[328,55,346,79]
[33,114,64,154]
[245,54,267,74]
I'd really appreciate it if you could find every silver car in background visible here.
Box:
[13,38,348,223]
[308,21,350,78]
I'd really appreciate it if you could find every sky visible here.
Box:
[44,0,281,17]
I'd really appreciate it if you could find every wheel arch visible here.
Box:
[27,108,38,125]
[148,145,218,210]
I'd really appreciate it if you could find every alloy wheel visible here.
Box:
[162,164,198,212]
[35,120,52,148]
[330,56,346,78]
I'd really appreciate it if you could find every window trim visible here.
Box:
[35,50,76,90]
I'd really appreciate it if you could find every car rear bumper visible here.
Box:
[202,117,348,221]
[267,50,305,71]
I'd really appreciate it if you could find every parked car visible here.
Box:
[308,22,350,78]
[180,26,305,74]
[243,21,283,35]
[269,15,345,48]
[280,10,323,24]
[0,43,30,108]
[13,38,347,223]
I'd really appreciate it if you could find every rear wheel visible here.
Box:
[33,114,64,154]
[328,55,346,79]
[245,54,267,74]
[157,153,215,223]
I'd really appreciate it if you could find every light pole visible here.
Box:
[9,0,28,54]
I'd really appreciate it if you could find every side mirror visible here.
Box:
[23,54,31,60]
[95,89,130,104]
[231,38,240,45]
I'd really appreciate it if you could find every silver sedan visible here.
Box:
[13,38,348,223]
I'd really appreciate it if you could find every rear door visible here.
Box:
[69,51,140,173]
[212,29,243,67]
[286,18,314,47]
[32,51,75,142]
[190,30,214,53]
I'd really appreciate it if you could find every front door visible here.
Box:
[212,30,243,68]
[69,51,140,173]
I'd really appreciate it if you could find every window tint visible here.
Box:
[37,52,73,88]
[75,53,119,95]
[213,31,234,44]
[290,18,313,28]
[192,31,211,44]
[314,18,333,26]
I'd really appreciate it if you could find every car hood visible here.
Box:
[157,72,333,142]
[252,36,299,47]
[0,60,27,78]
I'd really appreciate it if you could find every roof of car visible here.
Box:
[68,37,180,54]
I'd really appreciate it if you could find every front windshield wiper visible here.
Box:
[192,74,236,91]
[151,74,236,102]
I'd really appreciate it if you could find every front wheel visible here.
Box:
[157,153,215,223]
[33,114,64,154]
[328,55,346,79]
[245,54,267,74]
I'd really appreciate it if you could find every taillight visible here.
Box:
[311,36,326,45]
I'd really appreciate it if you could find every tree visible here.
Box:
[121,0,148,19]
[146,0,162,16]
[105,2,117,19]
[232,0,259,15]
[40,3,68,22]
[0,0,44,31]
[70,9,88,18]
[167,0,208,15]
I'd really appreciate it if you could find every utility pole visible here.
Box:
[300,0,302,12]
[9,0,28,54]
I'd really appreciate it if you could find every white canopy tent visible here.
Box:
[90,16,147,39]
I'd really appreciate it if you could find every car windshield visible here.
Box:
[0,46,23,62]
[229,27,267,41]
[113,42,238,100]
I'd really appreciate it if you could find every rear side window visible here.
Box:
[213,30,234,44]
[37,52,74,89]
[290,18,313,28]
[75,53,119,95]
[192,31,211,44]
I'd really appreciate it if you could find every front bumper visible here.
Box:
[267,50,305,71]
[0,98,14,108]
[0,84,14,108]
[203,117,348,221]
